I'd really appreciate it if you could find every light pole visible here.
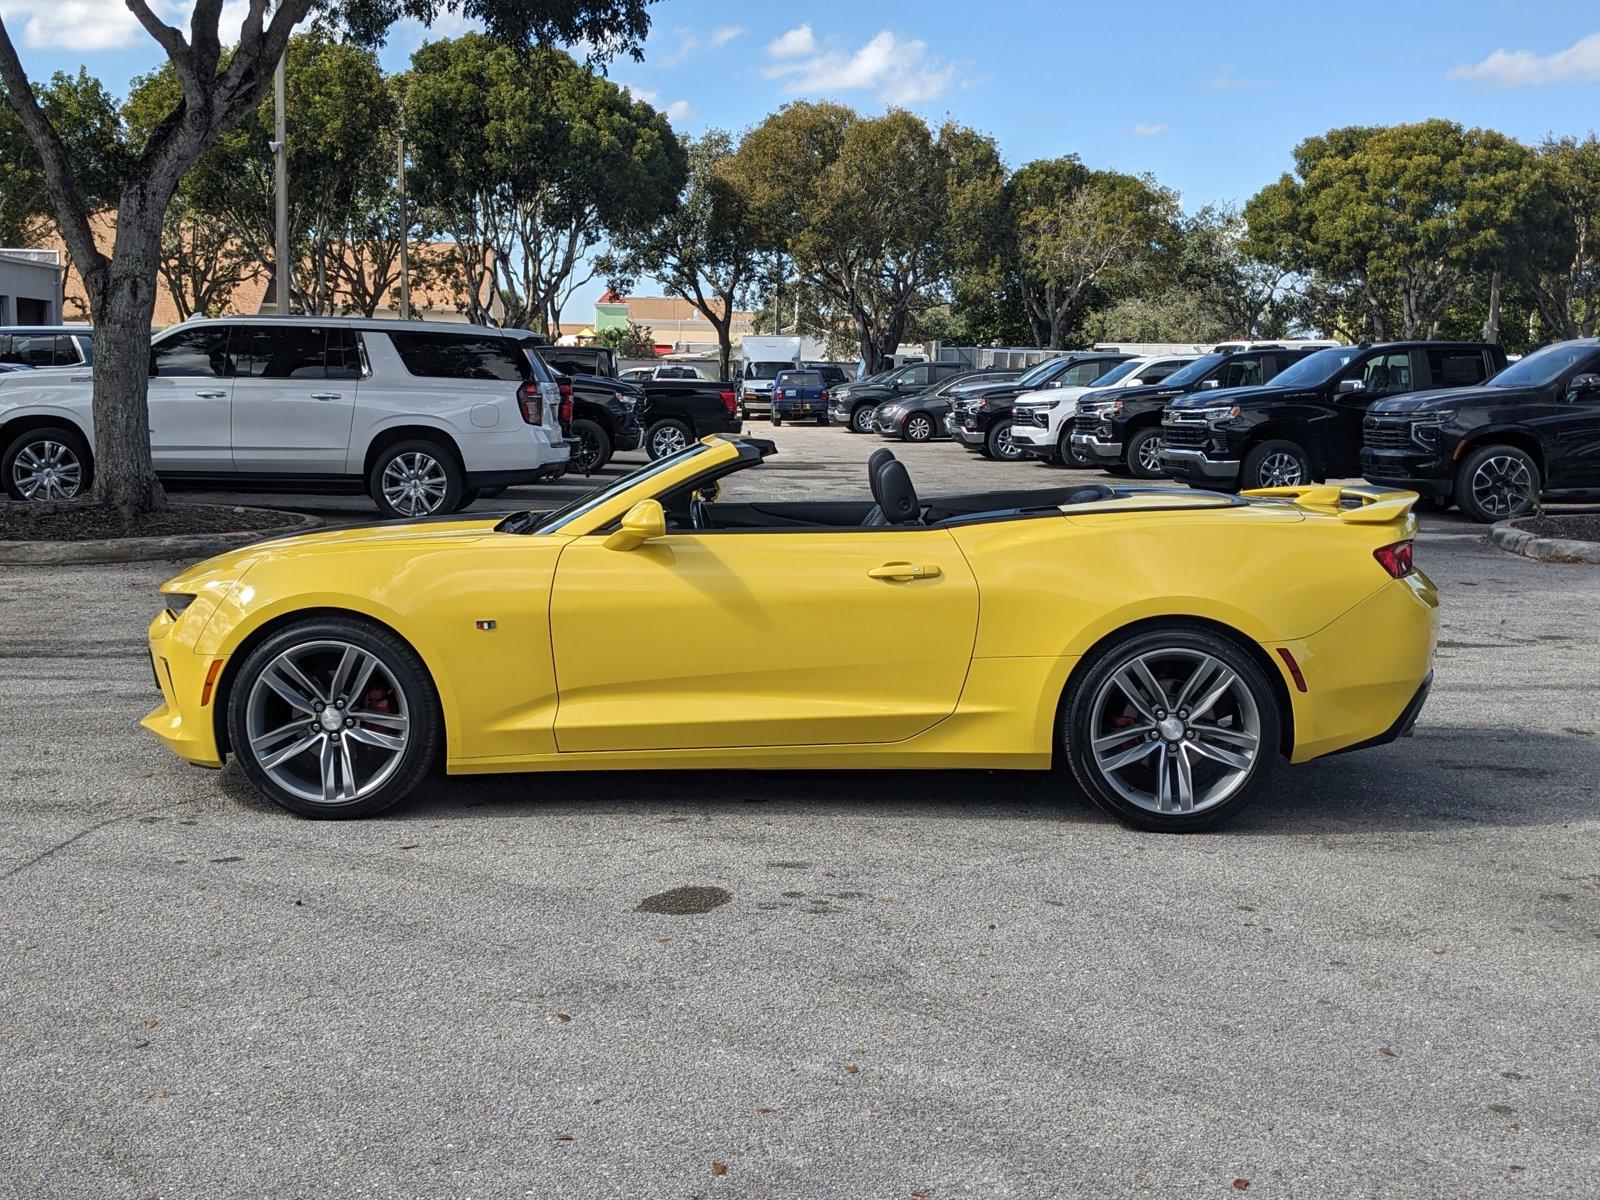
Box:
[396,131,412,319]
[272,49,291,315]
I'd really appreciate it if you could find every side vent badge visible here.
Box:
[475,620,497,631]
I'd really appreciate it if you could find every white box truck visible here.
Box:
[737,335,808,419]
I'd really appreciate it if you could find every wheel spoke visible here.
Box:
[1186,666,1238,721]
[1092,723,1155,751]
[1172,745,1195,812]
[338,737,359,801]
[1099,736,1161,772]
[328,646,362,703]
[319,736,338,803]
[260,662,319,712]
[1171,655,1221,713]
[345,722,405,750]
[1187,729,1255,771]
[259,729,322,770]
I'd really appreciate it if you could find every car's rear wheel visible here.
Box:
[1126,427,1166,479]
[3,424,92,501]
[1241,439,1312,489]
[568,418,612,474]
[1063,626,1281,832]
[645,418,694,460]
[369,440,463,519]
[1456,444,1539,524]
[987,419,1024,462]
[227,617,441,819]
[850,405,876,434]
[771,413,783,427]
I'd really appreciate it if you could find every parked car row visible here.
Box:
[809,337,1600,523]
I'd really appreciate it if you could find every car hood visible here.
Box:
[1367,384,1533,414]
[1090,381,1190,406]
[1166,383,1305,411]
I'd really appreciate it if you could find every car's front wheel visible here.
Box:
[1126,427,1166,479]
[227,617,441,819]
[850,405,876,434]
[1063,626,1281,832]
[644,418,694,460]
[1456,444,1539,524]
[1059,430,1090,468]
[986,419,1024,462]
[904,413,935,442]
[369,440,464,519]
[2,424,92,501]
[1241,439,1312,489]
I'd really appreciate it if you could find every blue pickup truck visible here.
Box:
[771,369,831,426]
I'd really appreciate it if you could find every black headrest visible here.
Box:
[867,448,895,478]
[872,459,922,525]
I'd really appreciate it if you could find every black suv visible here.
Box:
[1361,338,1600,523]
[1161,341,1508,491]
[950,353,1131,461]
[1072,348,1314,477]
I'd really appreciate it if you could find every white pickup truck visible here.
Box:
[1009,354,1197,466]
[0,316,569,517]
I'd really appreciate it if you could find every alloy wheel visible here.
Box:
[380,452,449,516]
[651,424,690,457]
[1137,438,1164,475]
[1469,454,1534,519]
[1257,452,1305,487]
[572,427,602,473]
[852,406,875,433]
[993,424,1020,460]
[1087,648,1262,815]
[243,640,411,806]
[11,439,84,500]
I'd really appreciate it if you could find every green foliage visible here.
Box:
[403,33,687,331]
[595,323,657,357]
[0,69,125,246]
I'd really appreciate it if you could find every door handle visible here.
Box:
[194,389,227,399]
[867,562,942,581]
[310,392,343,401]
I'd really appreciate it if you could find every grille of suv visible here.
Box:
[1017,407,1048,427]
[1073,411,1102,436]
[1364,419,1414,450]
[1161,426,1209,450]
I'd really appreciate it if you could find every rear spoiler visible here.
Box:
[1243,484,1419,525]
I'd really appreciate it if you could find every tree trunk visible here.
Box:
[1481,270,1502,344]
[89,210,169,514]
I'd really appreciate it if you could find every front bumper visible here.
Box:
[1359,449,1453,501]
[1072,433,1123,464]
[141,611,225,768]
[741,392,773,414]
[1161,446,1240,483]
[954,423,987,450]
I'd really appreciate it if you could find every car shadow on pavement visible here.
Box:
[212,722,1597,834]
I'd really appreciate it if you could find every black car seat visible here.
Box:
[864,457,923,526]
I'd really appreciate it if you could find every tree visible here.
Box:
[0,69,125,248]
[153,197,259,318]
[1173,204,1297,339]
[1006,157,1179,349]
[595,323,657,358]
[405,35,686,335]
[1522,135,1600,339]
[604,130,762,380]
[737,103,1006,372]
[1244,120,1545,341]
[0,0,653,514]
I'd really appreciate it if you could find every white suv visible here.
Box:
[1010,354,1197,466]
[0,317,569,518]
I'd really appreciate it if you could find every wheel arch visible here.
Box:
[1051,614,1295,763]
[1,411,95,458]
[209,604,451,763]
[360,423,466,479]
[1454,427,1546,475]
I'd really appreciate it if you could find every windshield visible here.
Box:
[1487,342,1597,388]
[1266,346,1360,390]
[1015,356,1069,387]
[1089,359,1143,388]
[1162,353,1227,388]
[524,442,713,534]
[746,361,791,380]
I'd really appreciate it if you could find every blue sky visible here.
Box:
[5,0,1600,317]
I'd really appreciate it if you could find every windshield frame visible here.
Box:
[1263,345,1361,390]
[1015,356,1070,387]
[525,442,718,534]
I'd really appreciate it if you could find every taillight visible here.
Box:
[517,381,542,425]
[558,379,574,427]
[1373,540,1414,579]
[718,388,737,416]
[821,389,830,401]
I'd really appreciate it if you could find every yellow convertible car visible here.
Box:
[144,436,1437,831]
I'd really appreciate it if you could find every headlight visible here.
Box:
[1199,406,1241,424]
[161,591,196,617]
[1112,399,1125,413]
[1410,415,1446,449]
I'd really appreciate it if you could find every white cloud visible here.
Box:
[763,28,955,105]
[1203,66,1273,92]
[1449,32,1600,87]
[664,99,695,125]
[1131,123,1170,137]
[0,0,294,52]
[766,24,818,60]
[708,24,745,49]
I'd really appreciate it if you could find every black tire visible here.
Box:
[645,418,695,460]
[816,415,828,426]
[2,423,93,501]
[1062,625,1282,833]
[1125,426,1167,479]
[1240,438,1313,490]
[850,405,877,434]
[904,413,936,442]
[568,418,613,474]
[367,439,464,520]
[772,414,783,427]
[457,488,481,509]
[226,616,442,819]
[1455,443,1540,524]
[1059,430,1090,468]
[986,418,1024,462]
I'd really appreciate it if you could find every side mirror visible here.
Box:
[1337,378,1366,395]
[604,499,666,551]
[1569,372,1600,396]
[1198,379,1220,390]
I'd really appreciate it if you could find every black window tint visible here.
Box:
[1361,351,1413,397]
[899,364,932,386]
[150,326,236,378]
[1063,361,1114,386]
[1142,360,1184,383]
[1428,348,1488,387]
[1217,357,1265,389]
[784,372,823,387]
[390,331,528,381]
[241,326,340,379]
[6,334,61,367]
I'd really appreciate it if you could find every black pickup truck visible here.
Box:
[949,352,1131,461]
[1361,337,1600,522]
[1161,341,1508,491]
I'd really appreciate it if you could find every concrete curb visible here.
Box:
[1489,520,1600,565]
[0,510,320,565]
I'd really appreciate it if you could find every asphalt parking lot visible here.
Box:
[3,422,1598,1198]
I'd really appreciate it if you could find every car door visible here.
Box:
[229,325,361,474]
[1543,352,1600,486]
[146,324,238,473]
[548,527,980,752]
[1326,349,1414,475]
